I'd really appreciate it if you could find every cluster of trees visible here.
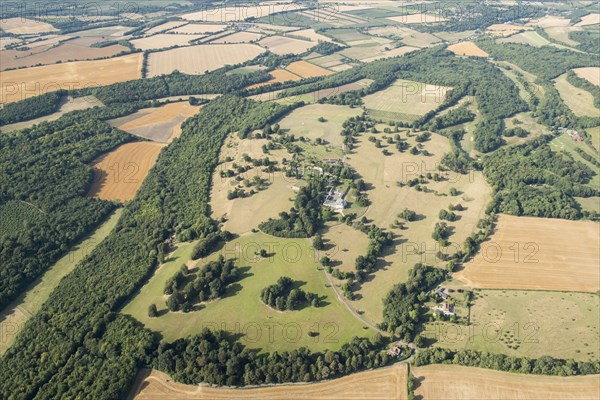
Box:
[575,148,600,168]
[438,209,457,222]
[382,263,447,341]
[426,105,475,131]
[0,96,292,399]
[354,225,394,281]
[260,276,318,310]
[504,127,529,138]
[154,330,390,386]
[259,177,328,238]
[477,39,598,80]
[0,90,64,125]
[414,348,600,376]
[164,256,239,312]
[310,41,345,55]
[570,30,600,54]
[483,136,598,219]
[0,105,140,311]
[440,129,476,174]
[191,231,233,260]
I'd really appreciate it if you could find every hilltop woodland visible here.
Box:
[0,103,149,311]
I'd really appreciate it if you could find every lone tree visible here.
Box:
[148,304,158,318]
[313,234,324,250]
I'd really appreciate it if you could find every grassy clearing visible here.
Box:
[278,104,362,148]
[426,290,600,361]
[498,31,551,47]
[554,73,599,117]
[345,129,492,324]
[0,209,122,356]
[122,232,375,352]
[363,79,450,122]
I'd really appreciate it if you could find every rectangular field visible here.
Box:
[0,17,57,34]
[285,60,332,78]
[413,365,600,400]
[169,23,228,34]
[456,214,600,292]
[498,31,551,47]
[245,68,301,89]
[147,44,265,77]
[258,35,315,55]
[427,289,600,360]
[0,53,142,104]
[88,142,165,202]
[131,34,205,50]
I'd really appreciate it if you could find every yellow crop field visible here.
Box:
[0,17,57,34]
[413,365,600,400]
[131,364,407,399]
[285,60,332,78]
[110,102,200,143]
[88,142,165,202]
[574,67,600,86]
[259,35,315,55]
[0,53,142,104]
[147,44,265,77]
[448,41,489,57]
[456,214,600,292]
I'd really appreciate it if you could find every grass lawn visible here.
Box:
[277,104,362,148]
[587,126,600,152]
[554,73,599,117]
[363,79,451,123]
[122,232,375,352]
[344,128,492,325]
[426,290,600,361]
[0,209,122,355]
[503,112,550,146]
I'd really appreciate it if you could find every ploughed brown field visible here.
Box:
[456,214,600,292]
[413,365,600,400]
[129,364,408,399]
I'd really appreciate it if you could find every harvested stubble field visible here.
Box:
[544,26,581,46]
[258,35,316,55]
[181,4,302,22]
[211,31,263,43]
[447,41,489,57]
[0,53,142,104]
[1,42,130,70]
[428,289,600,360]
[245,68,301,89]
[387,13,448,24]
[363,79,451,121]
[361,46,419,63]
[486,23,531,37]
[88,142,165,202]
[345,130,491,324]
[145,21,187,35]
[131,34,205,50]
[456,214,600,292]
[130,362,407,399]
[169,23,228,34]
[108,102,200,143]
[575,13,600,27]
[285,60,332,78]
[210,133,294,234]
[147,44,264,77]
[527,15,571,28]
[369,26,441,48]
[413,365,600,400]
[574,67,600,87]
[0,17,57,34]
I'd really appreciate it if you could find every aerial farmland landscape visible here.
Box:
[0,1,599,399]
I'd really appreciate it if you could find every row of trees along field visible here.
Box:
[280,47,527,152]
[415,348,600,376]
[483,136,598,219]
[0,90,64,125]
[0,96,293,399]
[0,102,153,312]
